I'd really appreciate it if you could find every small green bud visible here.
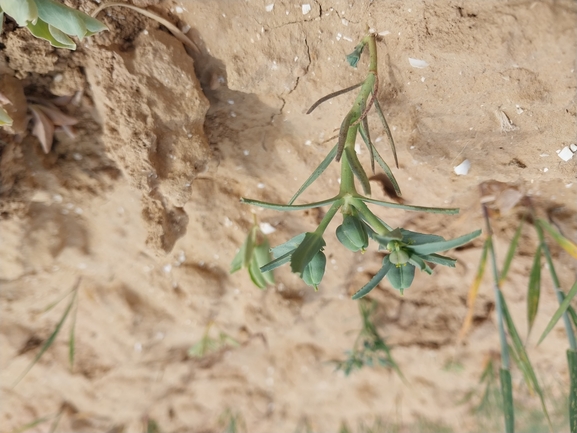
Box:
[389,249,410,266]
[336,214,369,252]
[302,251,326,290]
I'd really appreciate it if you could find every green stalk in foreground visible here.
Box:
[237,33,481,295]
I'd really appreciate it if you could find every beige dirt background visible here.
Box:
[1,0,577,432]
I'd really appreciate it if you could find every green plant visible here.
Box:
[461,195,577,433]
[0,0,107,50]
[13,278,80,387]
[188,322,239,358]
[333,300,403,378]
[238,33,480,295]
[230,216,275,289]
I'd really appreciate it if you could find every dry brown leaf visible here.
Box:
[29,104,55,153]
[32,101,78,126]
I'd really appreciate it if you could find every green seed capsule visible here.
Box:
[389,249,410,265]
[302,251,326,290]
[336,214,369,252]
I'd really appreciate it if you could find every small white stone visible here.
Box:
[257,182,265,189]
[265,3,274,12]
[243,150,250,156]
[302,4,311,14]
[570,143,577,152]
[305,140,312,146]
[409,58,428,68]
[454,159,471,175]
[175,6,184,13]
[543,167,549,172]
[558,146,574,161]
[259,222,276,234]
[163,264,172,273]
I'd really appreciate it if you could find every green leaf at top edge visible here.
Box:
[0,0,37,26]
[241,196,339,212]
[35,0,86,38]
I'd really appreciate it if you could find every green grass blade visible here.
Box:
[344,145,371,196]
[12,279,81,387]
[527,246,542,337]
[568,349,577,433]
[260,250,293,273]
[500,219,524,283]
[538,218,577,259]
[352,259,392,300]
[359,123,402,197]
[241,196,338,211]
[499,368,515,433]
[458,238,489,341]
[68,288,79,370]
[538,279,577,345]
[288,144,337,205]
[372,96,399,168]
[306,82,363,114]
[499,290,552,430]
[361,196,459,214]
[10,415,55,433]
[568,305,577,331]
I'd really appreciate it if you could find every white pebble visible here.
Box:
[163,264,172,273]
[265,3,274,12]
[259,222,276,234]
[570,143,577,152]
[409,58,429,68]
[454,159,471,175]
[257,183,265,189]
[305,140,311,146]
[302,4,311,14]
[558,146,574,161]
[243,150,250,156]
[174,6,184,13]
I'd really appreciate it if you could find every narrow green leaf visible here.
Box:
[419,253,457,267]
[260,250,292,273]
[499,290,552,430]
[373,96,399,168]
[569,305,577,331]
[10,414,55,433]
[400,229,444,245]
[290,232,325,275]
[0,0,37,26]
[68,289,79,370]
[500,219,524,283]
[499,368,515,433]
[567,349,577,433]
[538,279,577,345]
[27,19,75,49]
[408,254,432,274]
[538,218,577,259]
[361,196,459,214]
[288,144,337,205]
[336,111,353,162]
[358,123,402,196]
[271,233,306,258]
[0,11,4,39]
[306,82,363,114]
[359,116,375,173]
[527,246,541,337]
[352,258,392,300]
[241,196,338,212]
[344,145,371,196]
[13,279,80,386]
[410,229,482,255]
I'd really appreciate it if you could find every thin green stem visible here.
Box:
[315,200,343,234]
[483,206,510,370]
[350,197,390,236]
